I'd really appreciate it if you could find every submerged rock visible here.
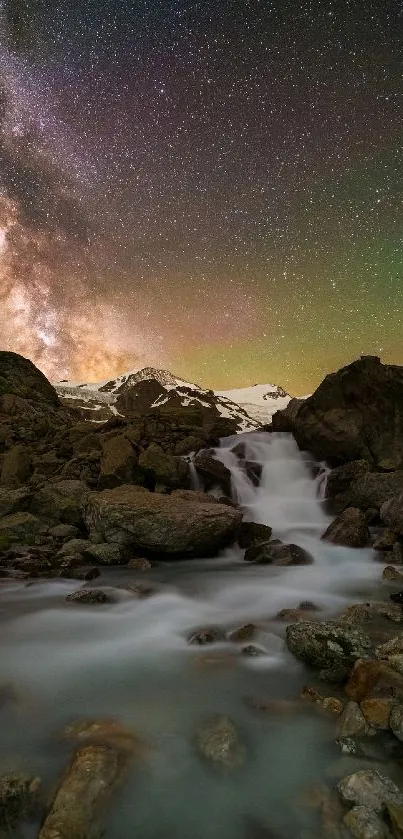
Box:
[285,621,372,673]
[188,627,225,645]
[195,715,245,770]
[0,772,41,833]
[337,769,403,812]
[321,507,370,548]
[38,743,123,839]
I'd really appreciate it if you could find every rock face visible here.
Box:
[0,351,59,407]
[285,621,372,672]
[329,469,403,515]
[38,743,122,839]
[84,485,242,557]
[321,508,370,547]
[272,356,403,467]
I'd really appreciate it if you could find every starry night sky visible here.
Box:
[0,0,402,394]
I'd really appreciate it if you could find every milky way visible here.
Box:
[0,0,402,392]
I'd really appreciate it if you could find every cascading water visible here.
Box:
[0,432,382,839]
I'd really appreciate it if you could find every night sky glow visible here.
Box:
[0,0,402,393]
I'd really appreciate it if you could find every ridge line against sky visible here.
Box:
[0,0,402,395]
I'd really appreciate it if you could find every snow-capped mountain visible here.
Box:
[217,384,291,423]
[54,367,291,430]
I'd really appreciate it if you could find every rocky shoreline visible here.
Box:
[2,352,403,837]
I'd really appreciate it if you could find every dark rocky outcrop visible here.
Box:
[272,356,403,468]
[194,449,232,495]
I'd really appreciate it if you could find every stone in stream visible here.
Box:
[0,772,42,832]
[65,589,110,604]
[390,591,403,604]
[63,717,150,761]
[238,521,272,549]
[300,685,344,716]
[343,805,391,839]
[228,623,259,643]
[383,566,403,582]
[285,621,372,675]
[241,644,267,657]
[195,714,245,770]
[337,769,403,813]
[244,540,313,565]
[339,601,403,625]
[321,507,370,548]
[188,627,225,645]
[127,556,153,570]
[38,743,124,839]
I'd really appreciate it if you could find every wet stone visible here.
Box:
[337,769,403,813]
[383,567,403,582]
[127,557,153,570]
[228,623,258,643]
[337,702,369,739]
[195,714,245,770]
[65,589,110,604]
[241,644,267,657]
[343,805,391,839]
[188,627,225,645]
[0,772,41,833]
[360,699,393,730]
[60,566,100,581]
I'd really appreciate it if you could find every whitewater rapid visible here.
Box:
[0,431,382,839]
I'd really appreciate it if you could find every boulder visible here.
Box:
[339,601,403,625]
[238,522,272,549]
[337,701,368,739]
[337,769,403,812]
[271,357,403,468]
[271,397,305,432]
[389,703,403,741]
[38,743,123,839]
[321,508,370,547]
[84,485,241,558]
[345,659,401,702]
[244,541,313,565]
[60,566,100,581]
[374,530,399,551]
[193,450,232,495]
[360,698,393,730]
[188,627,225,645]
[137,443,188,490]
[0,445,32,486]
[195,715,245,770]
[0,486,32,518]
[0,512,46,540]
[382,566,403,581]
[286,621,372,673]
[329,471,403,514]
[83,543,125,565]
[381,495,403,536]
[30,480,88,527]
[49,523,80,540]
[343,806,391,839]
[325,460,371,499]
[98,434,140,490]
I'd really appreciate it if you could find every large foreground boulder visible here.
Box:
[84,486,242,557]
[272,356,403,467]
